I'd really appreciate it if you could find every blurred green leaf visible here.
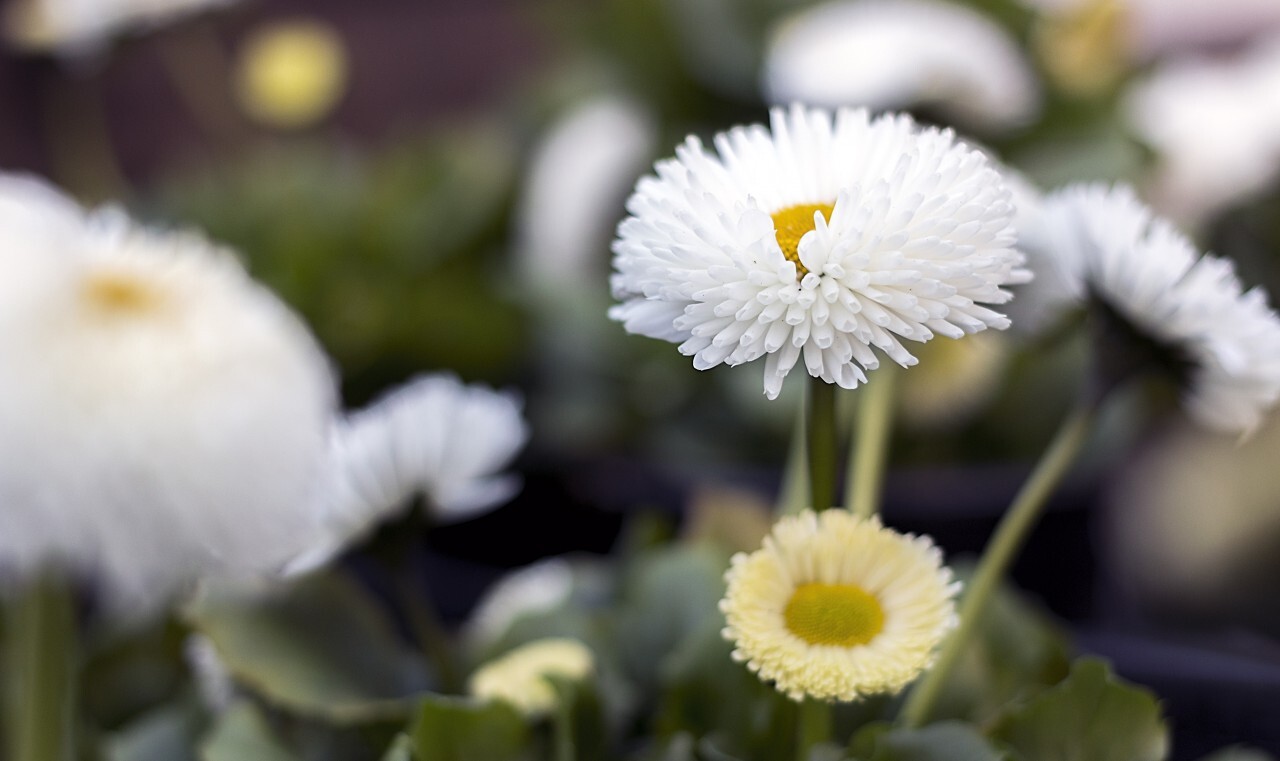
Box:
[848,721,1007,761]
[989,658,1168,761]
[200,702,297,761]
[101,702,201,761]
[185,571,432,724]
[410,694,531,761]
[929,570,1071,723]
[548,674,609,761]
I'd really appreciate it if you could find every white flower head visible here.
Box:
[1026,184,1280,433]
[764,0,1040,133]
[4,0,238,55]
[1123,34,1280,228]
[464,558,575,649]
[289,374,528,570]
[0,174,337,610]
[610,105,1028,400]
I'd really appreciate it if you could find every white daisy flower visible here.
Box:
[1123,33,1280,228]
[288,374,528,572]
[1024,184,1280,433]
[610,105,1027,400]
[721,510,959,702]
[4,0,238,55]
[468,638,595,718]
[763,0,1040,133]
[0,174,336,610]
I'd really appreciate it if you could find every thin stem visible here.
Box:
[807,378,839,511]
[552,685,576,761]
[795,698,831,761]
[776,400,809,516]
[6,571,77,761]
[845,369,897,520]
[898,401,1100,728]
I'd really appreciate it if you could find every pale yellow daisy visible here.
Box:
[467,638,594,718]
[721,510,959,702]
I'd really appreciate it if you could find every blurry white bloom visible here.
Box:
[1019,0,1280,61]
[516,97,656,293]
[721,510,959,702]
[185,634,236,713]
[468,638,595,718]
[0,174,336,609]
[610,105,1027,400]
[764,0,1040,132]
[4,0,237,54]
[464,558,575,648]
[1024,184,1280,433]
[1123,34,1280,228]
[291,375,527,570]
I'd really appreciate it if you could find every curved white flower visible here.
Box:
[4,0,238,54]
[721,510,959,702]
[764,0,1040,132]
[464,558,575,648]
[516,96,656,294]
[0,174,336,609]
[1123,34,1280,228]
[468,638,595,718]
[1025,184,1280,433]
[610,105,1027,399]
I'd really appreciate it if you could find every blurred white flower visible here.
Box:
[1123,34,1280,228]
[763,0,1040,133]
[515,96,656,294]
[4,0,238,55]
[464,558,575,648]
[610,105,1027,400]
[291,374,528,571]
[185,634,236,713]
[1023,184,1280,433]
[0,173,336,610]
[468,637,595,718]
[1000,168,1080,337]
[1019,0,1280,61]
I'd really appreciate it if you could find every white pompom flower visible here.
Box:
[610,105,1027,400]
[1024,184,1280,434]
[0,174,336,610]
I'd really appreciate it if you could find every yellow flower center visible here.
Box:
[784,582,885,647]
[81,271,161,316]
[771,203,834,278]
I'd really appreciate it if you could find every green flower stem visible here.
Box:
[6,570,76,761]
[776,403,810,516]
[795,698,832,761]
[807,378,839,511]
[552,687,576,761]
[845,369,897,520]
[898,401,1099,728]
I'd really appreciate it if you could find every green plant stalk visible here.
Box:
[898,401,1099,728]
[807,378,839,511]
[795,698,832,760]
[776,402,810,516]
[6,570,76,761]
[552,687,576,761]
[845,369,897,520]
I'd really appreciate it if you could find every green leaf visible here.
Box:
[849,722,1007,761]
[547,674,608,761]
[101,703,201,761]
[410,694,531,761]
[185,571,432,724]
[200,702,297,761]
[990,658,1168,761]
[930,569,1072,723]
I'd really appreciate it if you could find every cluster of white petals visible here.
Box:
[1123,34,1280,228]
[610,105,1027,399]
[0,174,336,609]
[4,0,237,54]
[1022,184,1280,433]
[764,0,1040,132]
[291,374,528,570]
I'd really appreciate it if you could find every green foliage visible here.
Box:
[200,702,297,761]
[184,571,432,724]
[410,694,531,761]
[848,722,1007,761]
[989,658,1169,761]
[102,702,202,761]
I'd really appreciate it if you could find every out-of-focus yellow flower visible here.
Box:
[468,638,595,717]
[899,333,1010,430]
[1033,0,1128,97]
[235,18,348,129]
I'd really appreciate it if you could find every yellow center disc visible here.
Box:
[81,271,161,315]
[784,582,885,647]
[771,203,834,279]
